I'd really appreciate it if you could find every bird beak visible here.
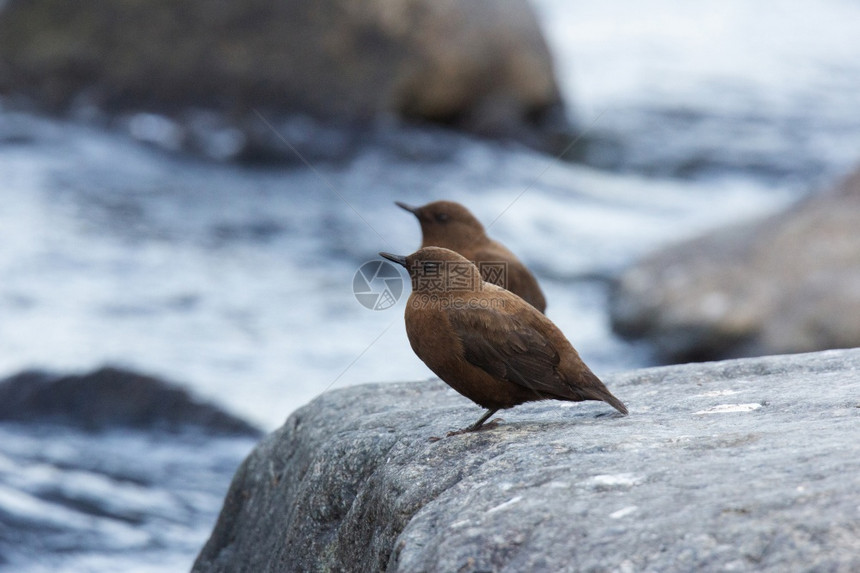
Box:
[379,252,408,268]
[395,201,420,216]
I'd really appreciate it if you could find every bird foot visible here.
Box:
[463,418,503,434]
[428,418,504,441]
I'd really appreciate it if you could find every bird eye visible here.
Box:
[434,213,450,223]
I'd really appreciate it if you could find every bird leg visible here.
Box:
[428,408,503,441]
[468,408,500,431]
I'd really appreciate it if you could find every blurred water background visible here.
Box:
[2,1,860,570]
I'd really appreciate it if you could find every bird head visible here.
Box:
[395,200,487,250]
[380,247,483,295]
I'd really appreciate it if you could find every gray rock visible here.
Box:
[0,0,564,160]
[0,366,261,436]
[194,348,860,572]
[610,167,860,363]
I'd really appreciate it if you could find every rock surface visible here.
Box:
[0,0,564,160]
[194,348,860,572]
[0,366,260,435]
[610,167,860,363]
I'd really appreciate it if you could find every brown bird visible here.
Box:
[380,247,627,434]
[396,200,548,313]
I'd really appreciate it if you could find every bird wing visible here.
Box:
[447,306,569,399]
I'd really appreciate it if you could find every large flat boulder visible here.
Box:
[0,0,564,160]
[610,167,860,363]
[194,348,860,572]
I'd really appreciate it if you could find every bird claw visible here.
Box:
[429,418,504,441]
[470,418,503,432]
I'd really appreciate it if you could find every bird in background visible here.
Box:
[395,200,547,313]
[379,247,627,435]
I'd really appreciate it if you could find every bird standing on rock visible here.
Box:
[396,200,547,313]
[379,247,627,435]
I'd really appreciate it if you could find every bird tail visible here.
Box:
[601,391,629,416]
[578,369,629,415]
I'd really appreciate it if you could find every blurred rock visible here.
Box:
[0,366,260,436]
[194,349,860,572]
[610,167,860,363]
[0,0,565,160]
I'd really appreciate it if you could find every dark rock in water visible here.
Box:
[194,349,860,572]
[0,367,260,569]
[0,0,565,160]
[0,366,260,436]
[610,166,860,363]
